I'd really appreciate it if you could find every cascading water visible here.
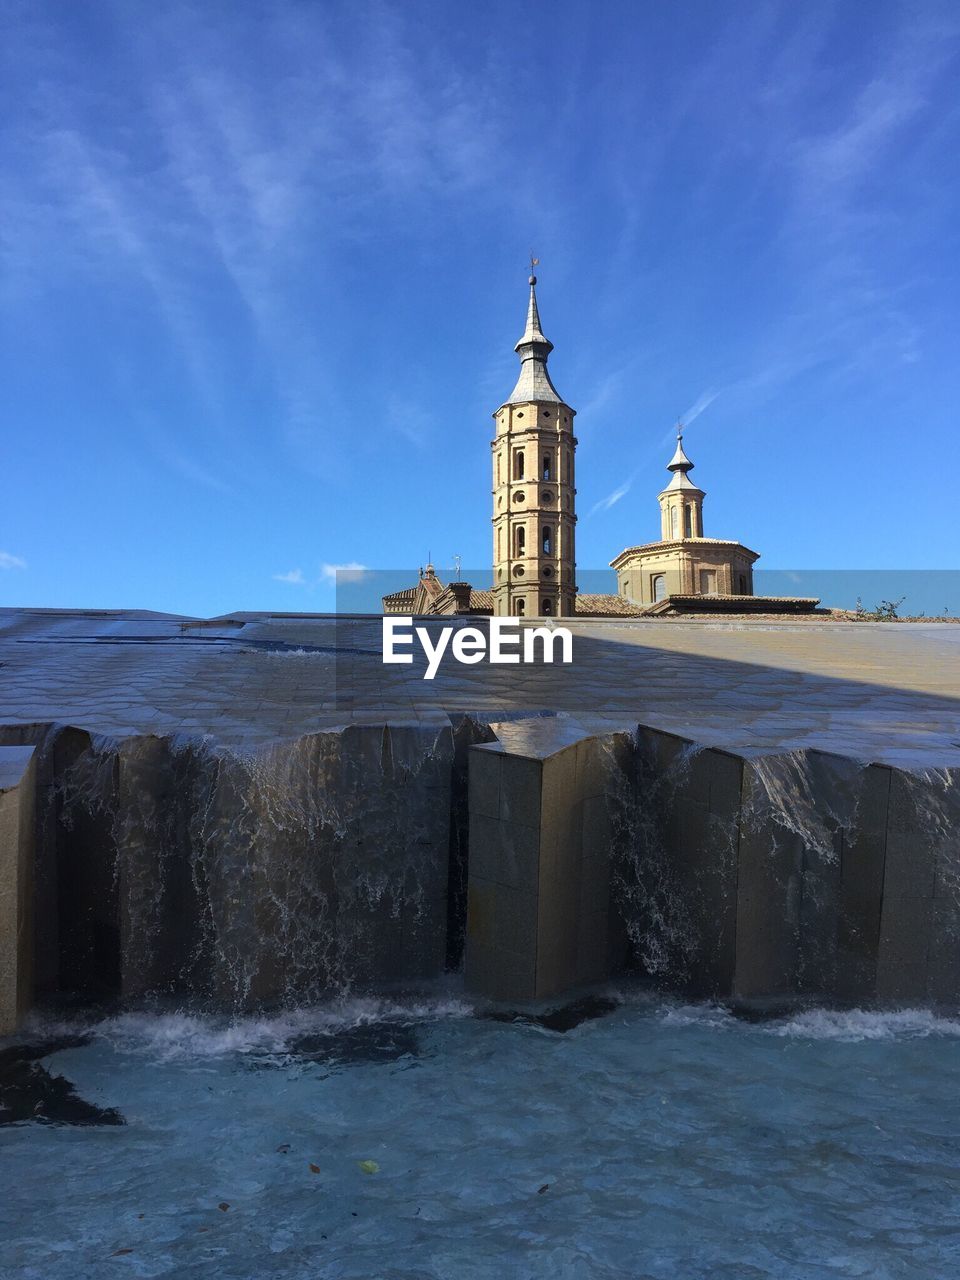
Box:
[17,718,495,1012]
[605,729,745,995]
[605,726,960,1008]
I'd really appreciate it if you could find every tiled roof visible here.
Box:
[645,594,820,616]
[382,588,417,604]
[575,594,645,616]
[468,589,495,611]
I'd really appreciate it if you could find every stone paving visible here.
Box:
[1,608,958,767]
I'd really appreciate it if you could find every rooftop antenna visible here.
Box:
[453,554,462,581]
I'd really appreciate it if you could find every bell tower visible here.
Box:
[491,273,577,617]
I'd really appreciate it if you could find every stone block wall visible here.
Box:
[465,723,960,1011]
[0,746,36,1034]
[615,730,960,1010]
[464,732,632,1003]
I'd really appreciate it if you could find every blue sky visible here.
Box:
[1,0,958,617]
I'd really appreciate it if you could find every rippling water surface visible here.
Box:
[2,990,960,1279]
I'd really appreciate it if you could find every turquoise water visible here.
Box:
[3,991,960,1279]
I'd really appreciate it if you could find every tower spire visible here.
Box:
[659,419,705,540]
[504,269,562,405]
[666,421,695,476]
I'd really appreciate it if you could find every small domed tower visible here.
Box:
[611,424,758,607]
[491,275,577,617]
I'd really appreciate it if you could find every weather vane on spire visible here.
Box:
[529,251,539,281]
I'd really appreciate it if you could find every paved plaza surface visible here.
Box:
[0,608,958,767]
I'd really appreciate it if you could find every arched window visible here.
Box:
[543,452,552,481]
[738,574,748,595]
[684,506,692,538]
[652,574,667,602]
[542,598,553,615]
[542,525,552,555]
[496,528,501,559]
[496,453,501,485]
[514,598,525,617]
[515,524,526,556]
[514,450,525,480]
[670,507,679,539]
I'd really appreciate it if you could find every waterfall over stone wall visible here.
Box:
[607,728,960,1009]
[3,712,960,1016]
[1,719,494,1010]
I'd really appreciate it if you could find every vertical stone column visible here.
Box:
[877,766,960,1005]
[0,746,36,1034]
[464,734,622,1003]
[627,729,743,996]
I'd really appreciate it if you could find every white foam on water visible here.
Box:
[647,998,960,1042]
[23,995,474,1062]
[765,1007,960,1041]
[658,1001,736,1031]
[21,995,960,1062]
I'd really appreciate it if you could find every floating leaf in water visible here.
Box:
[276,1143,291,1153]
[111,1248,133,1256]
[309,1163,321,1174]
[218,1202,230,1212]
[358,1160,380,1174]
[537,1184,550,1194]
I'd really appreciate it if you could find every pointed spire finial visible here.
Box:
[667,423,694,474]
[517,264,551,352]
[502,261,563,405]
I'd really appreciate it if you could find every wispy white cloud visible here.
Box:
[272,562,368,589]
[385,398,435,449]
[163,450,232,492]
[1,4,511,487]
[0,551,26,570]
[590,388,719,519]
[589,477,636,518]
[680,389,719,428]
[321,562,368,585]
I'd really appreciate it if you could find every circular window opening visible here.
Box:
[513,491,525,503]
[513,565,525,577]
[543,566,553,578]
[541,491,554,504]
